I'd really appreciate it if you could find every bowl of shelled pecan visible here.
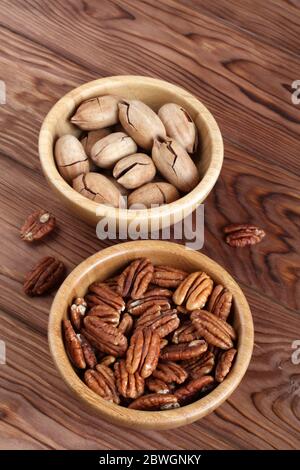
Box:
[39,76,223,231]
[48,241,253,430]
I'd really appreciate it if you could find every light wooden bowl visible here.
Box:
[39,76,223,230]
[49,241,254,430]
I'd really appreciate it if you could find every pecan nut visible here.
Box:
[160,340,208,361]
[172,320,201,344]
[84,364,120,404]
[224,223,266,247]
[63,320,86,369]
[117,258,154,299]
[126,288,172,316]
[81,316,127,357]
[78,334,97,368]
[151,265,188,288]
[126,328,160,378]
[152,361,188,384]
[174,375,214,404]
[88,304,120,327]
[146,378,171,394]
[182,351,215,379]
[135,307,180,338]
[191,310,236,350]
[99,355,116,368]
[215,348,237,382]
[173,271,213,311]
[208,285,232,321]
[104,276,120,293]
[70,297,87,330]
[23,256,65,296]
[20,209,56,242]
[114,359,145,399]
[128,393,179,410]
[118,313,134,336]
[85,282,125,312]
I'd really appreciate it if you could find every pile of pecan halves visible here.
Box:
[63,258,237,411]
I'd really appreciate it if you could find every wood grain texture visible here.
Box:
[0,0,299,449]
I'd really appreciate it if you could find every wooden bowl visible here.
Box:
[48,241,254,430]
[39,76,223,230]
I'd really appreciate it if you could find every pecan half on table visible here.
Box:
[20,209,56,242]
[224,223,266,247]
[23,256,65,296]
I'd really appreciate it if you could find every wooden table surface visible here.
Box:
[0,0,299,450]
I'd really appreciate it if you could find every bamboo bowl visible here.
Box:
[48,241,254,430]
[39,76,223,230]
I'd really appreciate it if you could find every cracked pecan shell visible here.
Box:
[63,320,86,369]
[208,285,232,321]
[127,287,172,316]
[20,209,56,242]
[191,310,236,350]
[160,339,208,361]
[128,393,179,410]
[215,348,237,382]
[152,361,188,384]
[118,313,134,336]
[88,304,120,327]
[84,364,119,404]
[85,282,125,312]
[173,271,213,311]
[126,328,160,378]
[135,307,180,338]
[151,265,188,288]
[172,320,201,344]
[23,256,65,296]
[114,360,145,399]
[70,298,87,330]
[81,316,127,357]
[182,351,215,379]
[224,223,266,247]
[117,258,154,299]
[174,375,214,404]
[146,377,171,394]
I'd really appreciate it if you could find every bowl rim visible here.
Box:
[48,241,254,430]
[39,75,224,223]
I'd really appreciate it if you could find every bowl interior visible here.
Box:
[49,241,253,430]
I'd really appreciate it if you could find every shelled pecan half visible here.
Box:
[135,307,180,338]
[215,348,237,382]
[207,285,232,321]
[160,339,208,361]
[181,351,215,379]
[126,328,160,378]
[126,287,172,316]
[85,283,125,312]
[114,359,145,399]
[151,265,188,288]
[173,271,213,311]
[88,304,120,327]
[146,377,171,394]
[191,310,236,350]
[118,313,134,336]
[172,320,201,344]
[20,209,56,242]
[99,355,116,368]
[84,364,120,404]
[78,334,97,368]
[224,223,266,247]
[152,361,188,384]
[174,375,214,404]
[117,258,154,299]
[23,256,65,296]
[81,316,127,357]
[63,320,86,369]
[70,298,87,330]
[128,393,179,410]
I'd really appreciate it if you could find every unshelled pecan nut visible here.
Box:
[160,340,208,361]
[88,304,120,327]
[224,223,266,247]
[208,285,232,321]
[81,316,127,357]
[173,271,213,311]
[114,359,145,399]
[215,348,237,382]
[85,282,125,312]
[172,320,201,344]
[135,307,180,338]
[117,258,154,299]
[126,287,172,316]
[146,377,171,394]
[84,364,120,404]
[151,265,188,288]
[182,351,215,379]
[174,375,214,404]
[126,328,160,378]
[20,209,56,242]
[63,320,86,369]
[191,310,236,350]
[118,313,134,336]
[128,393,179,410]
[70,298,87,330]
[23,256,65,296]
[152,361,188,384]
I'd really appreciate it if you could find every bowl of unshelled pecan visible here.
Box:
[39,76,223,231]
[48,241,254,430]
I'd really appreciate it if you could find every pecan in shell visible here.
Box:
[128,393,179,410]
[117,258,154,299]
[85,283,125,312]
[23,256,65,296]
[191,310,236,350]
[160,340,208,361]
[152,361,188,384]
[84,364,119,404]
[215,348,237,382]
[135,307,180,338]
[20,209,56,242]
[173,271,213,311]
[208,285,232,321]
[224,223,266,247]
[114,359,145,399]
[151,265,188,288]
[174,375,214,404]
[126,328,160,378]
[81,316,127,357]
[70,298,87,330]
